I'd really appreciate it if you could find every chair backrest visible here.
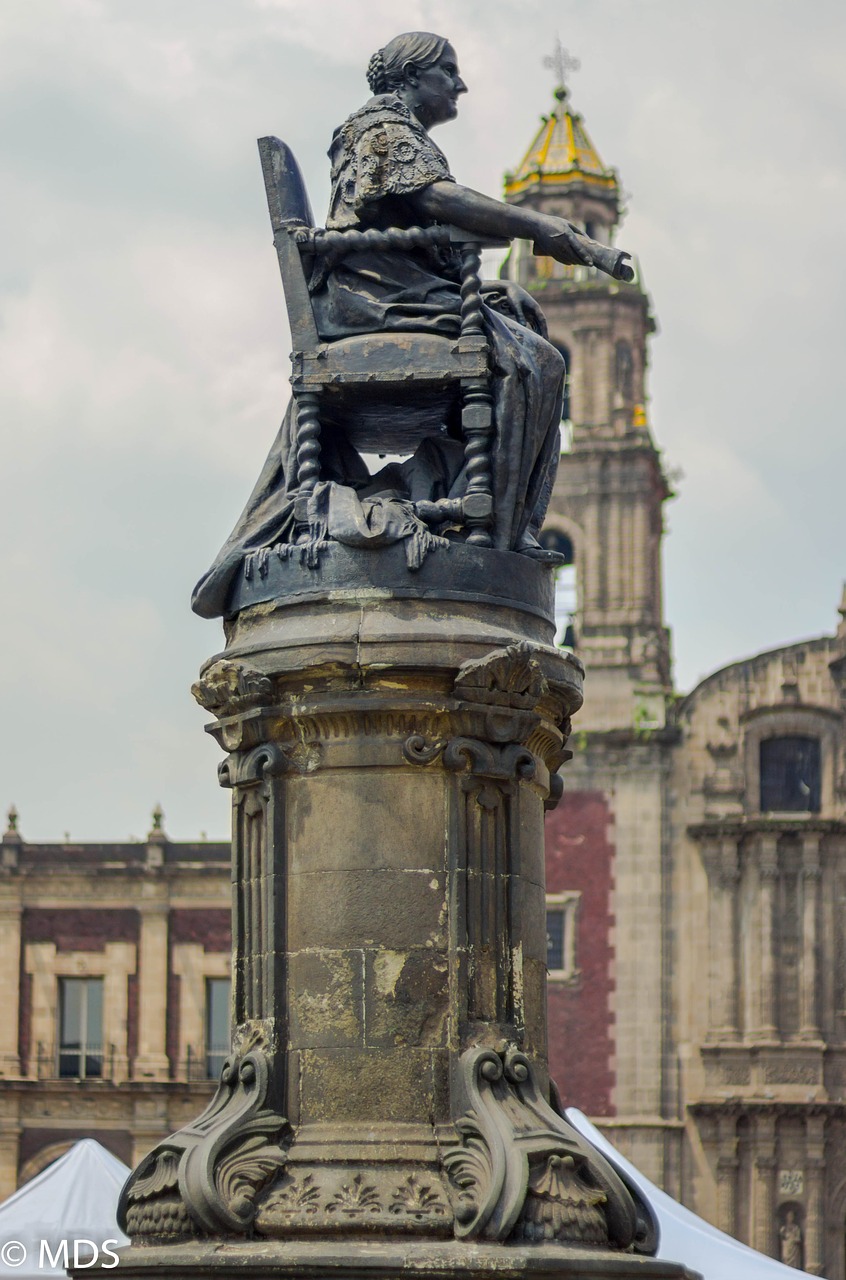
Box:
[258,136,319,348]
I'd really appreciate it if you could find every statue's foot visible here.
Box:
[516,533,570,565]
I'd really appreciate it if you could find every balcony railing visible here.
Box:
[34,1042,115,1081]
[28,1043,230,1083]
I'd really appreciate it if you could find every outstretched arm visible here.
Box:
[410,180,632,279]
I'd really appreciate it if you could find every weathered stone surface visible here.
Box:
[298,1047,438,1125]
[363,948,450,1049]
[287,868,448,952]
[287,950,364,1049]
[287,769,447,873]
[91,1239,701,1279]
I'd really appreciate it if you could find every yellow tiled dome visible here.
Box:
[505,87,617,198]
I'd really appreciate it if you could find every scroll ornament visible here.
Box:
[443,1045,656,1252]
[118,1048,288,1240]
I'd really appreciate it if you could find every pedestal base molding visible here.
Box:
[86,1240,700,1280]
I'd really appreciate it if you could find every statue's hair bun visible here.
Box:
[366,49,388,95]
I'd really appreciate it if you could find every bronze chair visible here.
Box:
[258,135,506,547]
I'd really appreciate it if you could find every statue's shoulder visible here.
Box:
[330,94,425,155]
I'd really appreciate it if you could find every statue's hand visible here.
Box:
[532,219,594,267]
[481,281,548,338]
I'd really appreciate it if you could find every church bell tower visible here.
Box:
[505,50,681,1194]
[502,53,673,732]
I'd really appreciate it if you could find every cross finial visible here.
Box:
[543,36,580,98]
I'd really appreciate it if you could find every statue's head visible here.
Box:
[366,32,467,129]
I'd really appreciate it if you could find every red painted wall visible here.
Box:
[545,789,615,1116]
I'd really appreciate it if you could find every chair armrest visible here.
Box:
[292,224,510,341]
[295,225,510,258]
[297,225,451,256]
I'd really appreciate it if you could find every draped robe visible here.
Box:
[192,94,564,619]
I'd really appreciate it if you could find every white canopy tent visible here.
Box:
[567,1109,816,1278]
[0,1139,129,1279]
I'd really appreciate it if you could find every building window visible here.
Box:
[537,531,577,649]
[205,977,230,1079]
[58,977,103,1079]
[760,736,821,812]
[546,892,581,982]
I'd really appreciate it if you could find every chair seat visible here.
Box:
[292,331,488,391]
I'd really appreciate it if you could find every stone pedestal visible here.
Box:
[102,545,697,1280]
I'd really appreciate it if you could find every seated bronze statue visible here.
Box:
[192,31,631,620]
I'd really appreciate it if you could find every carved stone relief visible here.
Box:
[119,1048,288,1240]
[255,1166,452,1236]
[441,1044,652,1251]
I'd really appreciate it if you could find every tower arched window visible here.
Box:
[537,529,577,650]
[614,340,634,402]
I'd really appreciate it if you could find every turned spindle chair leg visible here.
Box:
[293,390,322,525]
[458,242,494,546]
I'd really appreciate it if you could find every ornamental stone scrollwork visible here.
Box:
[454,641,547,710]
[390,1173,451,1221]
[217,741,290,789]
[452,643,549,749]
[326,1174,382,1217]
[192,659,273,715]
[118,1048,289,1241]
[254,1166,453,1235]
[441,1045,652,1251]
[403,734,536,792]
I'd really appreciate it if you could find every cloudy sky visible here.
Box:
[2,0,844,841]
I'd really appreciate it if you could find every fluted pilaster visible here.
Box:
[804,1116,826,1276]
[754,835,779,1041]
[702,837,740,1040]
[799,835,822,1040]
[752,1114,776,1258]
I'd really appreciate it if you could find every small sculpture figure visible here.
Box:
[779,1209,803,1269]
[192,32,632,619]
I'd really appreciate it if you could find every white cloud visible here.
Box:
[1,0,845,834]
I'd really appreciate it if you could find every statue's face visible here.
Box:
[406,43,467,128]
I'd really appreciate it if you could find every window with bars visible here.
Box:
[760,736,821,812]
[546,892,581,982]
[58,977,103,1079]
[205,977,231,1080]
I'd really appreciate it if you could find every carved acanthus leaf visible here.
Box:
[262,1172,321,1215]
[442,1045,639,1250]
[326,1173,381,1215]
[454,642,547,710]
[192,660,272,714]
[389,1173,449,1219]
[118,1049,289,1241]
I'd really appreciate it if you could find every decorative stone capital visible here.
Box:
[192,660,273,716]
[119,1045,288,1241]
[442,1044,655,1253]
[453,642,547,711]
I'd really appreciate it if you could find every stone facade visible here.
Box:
[0,812,230,1199]
[674,626,846,1275]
